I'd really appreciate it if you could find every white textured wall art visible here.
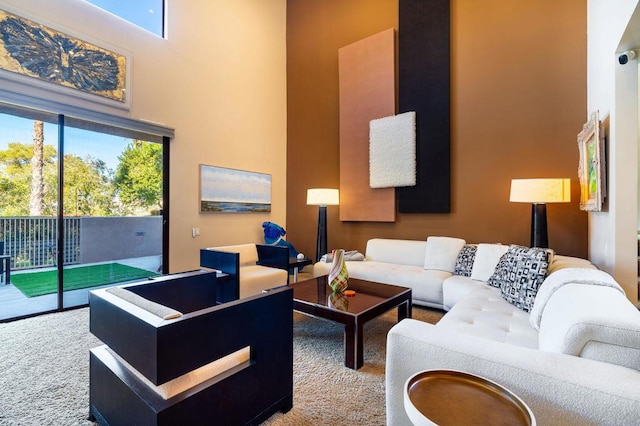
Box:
[369,111,416,188]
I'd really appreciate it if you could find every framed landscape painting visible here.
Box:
[199,165,271,213]
[577,110,606,211]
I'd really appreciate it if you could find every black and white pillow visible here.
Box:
[453,244,477,277]
[487,245,553,312]
[485,250,511,288]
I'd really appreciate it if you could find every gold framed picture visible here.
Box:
[577,110,606,211]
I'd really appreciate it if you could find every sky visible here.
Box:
[0,114,130,171]
[84,0,164,37]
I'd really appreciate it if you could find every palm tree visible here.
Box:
[29,120,45,216]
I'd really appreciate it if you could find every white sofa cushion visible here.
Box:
[239,265,288,298]
[538,283,640,370]
[364,238,427,267]
[442,275,484,311]
[423,236,466,273]
[436,286,539,349]
[470,243,508,282]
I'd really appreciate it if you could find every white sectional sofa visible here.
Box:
[315,238,640,424]
[313,238,454,309]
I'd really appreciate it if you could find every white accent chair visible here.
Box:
[200,243,288,300]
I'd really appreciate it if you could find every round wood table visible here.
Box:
[404,370,536,426]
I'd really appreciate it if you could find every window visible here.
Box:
[84,0,165,37]
[0,102,170,322]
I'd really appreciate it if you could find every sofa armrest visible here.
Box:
[105,286,182,320]
[200,249,240,301]
[539,284,640,370]
[386,319,640,426]
[256,245,289,272]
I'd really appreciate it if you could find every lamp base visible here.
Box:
[316,206,328,263]
[531,204,548,248]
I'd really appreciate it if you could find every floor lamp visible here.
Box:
[307,188,340,262]
[509,178,571,248]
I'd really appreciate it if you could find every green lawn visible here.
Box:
[11,263,159,297]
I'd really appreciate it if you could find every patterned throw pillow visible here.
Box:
[485,249,511,288]
[453,244,477,277]
[487,245,553,312]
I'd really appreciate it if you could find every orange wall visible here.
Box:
[287,0,587,259]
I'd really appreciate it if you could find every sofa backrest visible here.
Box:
[365,238,426,267]
[210,244,258,266]
[548,254,596,274]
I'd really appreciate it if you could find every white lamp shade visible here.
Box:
[307,188,339,206]
[509,178,571,204]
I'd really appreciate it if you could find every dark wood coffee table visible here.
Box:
[289,275,412,370]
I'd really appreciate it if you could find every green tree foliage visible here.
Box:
[114,140,162,211]
[63,155,116,216]
[0,143,116,216]
[0,142,56,216]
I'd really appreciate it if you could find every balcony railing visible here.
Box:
[0,217,80,270]
[0,216,161,271]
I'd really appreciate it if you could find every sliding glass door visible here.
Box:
[0,103,168,321]
[62,119,164,309]
[0,107,59,319]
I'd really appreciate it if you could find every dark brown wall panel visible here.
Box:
[397,0,451,213]
[286,0,587,259]
[338,28,396,222]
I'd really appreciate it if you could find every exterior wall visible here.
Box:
[0,0,287,273]
[587,0,640,304]
[79,217,161,264]
[287,1,588,261]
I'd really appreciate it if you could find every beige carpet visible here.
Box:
[0,305,442,425]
